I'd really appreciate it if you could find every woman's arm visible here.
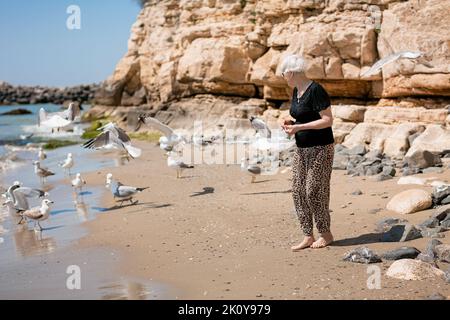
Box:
[283,107,333,135]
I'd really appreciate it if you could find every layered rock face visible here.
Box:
[93,0,450,158]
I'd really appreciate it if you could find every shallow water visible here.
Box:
[0,113,175,299]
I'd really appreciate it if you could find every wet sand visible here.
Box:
[0,145,173,299]
[77,141,450,299]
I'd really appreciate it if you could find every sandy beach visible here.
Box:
[74,141,450,300]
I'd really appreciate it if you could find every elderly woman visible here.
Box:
[280,54,335,250]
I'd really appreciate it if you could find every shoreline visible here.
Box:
[76,141,450,299]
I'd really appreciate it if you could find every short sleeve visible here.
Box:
[311,84,331,112]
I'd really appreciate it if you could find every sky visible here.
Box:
[0,0,142,87]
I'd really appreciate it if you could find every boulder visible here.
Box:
[404,150,442,169]
[432,185,450,205]
[381,224,422,242]
[416,239,443,263]
[434,244,450,263]
[375,218,408,233]
[386,189,432,214]
[0,108,32,116]
[386,259,445,281]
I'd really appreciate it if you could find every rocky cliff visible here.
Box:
[91,0,450,159]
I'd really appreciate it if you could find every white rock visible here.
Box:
[386,259,445,281]
[386,189,432,214]
[397,176,428,186]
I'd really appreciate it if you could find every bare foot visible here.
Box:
[311,232,334,249]
[291,236,315,251]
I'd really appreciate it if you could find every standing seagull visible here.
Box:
[105,173,148,206]
[59,153,74,176]
[135,115,184,151]
[250,116,271,139]
[33,161,55,184]
[71,173,86,201]
[167,152,194,179]
[83,122,141,160]
[241,157,262,183]
[38,147,47,161]
[20,199,53,231]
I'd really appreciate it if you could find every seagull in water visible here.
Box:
[83,122,141,160]
[38,147,47,161]
[59,153,74,176]
[241,157,262,183]
[33,161,55,184]
[37,103,80,132]
[105,173,149,206]
[167,151,194,179]
[19,199,53,231]
[135,115,185,151]
[71,173,86,199]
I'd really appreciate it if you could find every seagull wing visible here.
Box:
[361,51,423,78]
[41,115,72,128]
[12,189,31,211]
[251,117,271,138]
[111,126,131,144]
[66,103,81,121]
[83,131,113,149]
[117,185,137,197]
[140,116,174,137]
[14,187,46,199]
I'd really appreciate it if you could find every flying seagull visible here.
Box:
[166,151,194,179]
[250,116,271,139]
[19,199,54,231]
[105,173,149,206]
[135,115,184,151]
[83,122,141,160]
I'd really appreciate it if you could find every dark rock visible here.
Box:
[441,219,450,229]
[374,173,393,181]
[347,145,367,156]
[343,247,382,264]
[432,205,450,221]
[418,218,440,229]
[441,195,450,205]
[375,218,408,233]
[381,224,422,242]
[416,239,443,263]
[382,166,396,177]
[405,150,442,169]
[351,189,363,195]
[381,247,421,260]
[426,293,447,300]
[420,226,446,238]
[401,167,421,176]
[364,149,382,160]
[0,108,32,115]
[333,153,349,170]
[366,164,383,176]
[434,244,450,263]
[445,268,450,284]
[334,144,348,154]
[432,185,450,205]
[368,208,382,214]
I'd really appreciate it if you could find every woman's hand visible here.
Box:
[283,124,302,136]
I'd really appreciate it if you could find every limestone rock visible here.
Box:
[386,189,432,214]
[386,259,445,281]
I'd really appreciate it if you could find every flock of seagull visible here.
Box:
[2,45,432,232]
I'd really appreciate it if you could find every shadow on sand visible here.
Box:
[331,232,383,247]
[242,189,292,196]
[91,202,172,213]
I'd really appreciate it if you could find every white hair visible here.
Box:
[279,54,307,75]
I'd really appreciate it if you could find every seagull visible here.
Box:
[105,173,149,206]
[167,151,194,178]
[20,199,53,231]
[71,173,86,194]
[33,161,55,184]
[83,122,141,160]
[59,153,74,175]
[135,115,184,151]
[250,116,271,138]
[20,133,34,140]
[241,157,262,183]
[38,108,72,132]
[6,181,47,212]
[38,147,47,161]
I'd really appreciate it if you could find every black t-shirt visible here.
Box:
[289,81,335,148]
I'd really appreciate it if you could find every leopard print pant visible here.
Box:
[292,143,334,236]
